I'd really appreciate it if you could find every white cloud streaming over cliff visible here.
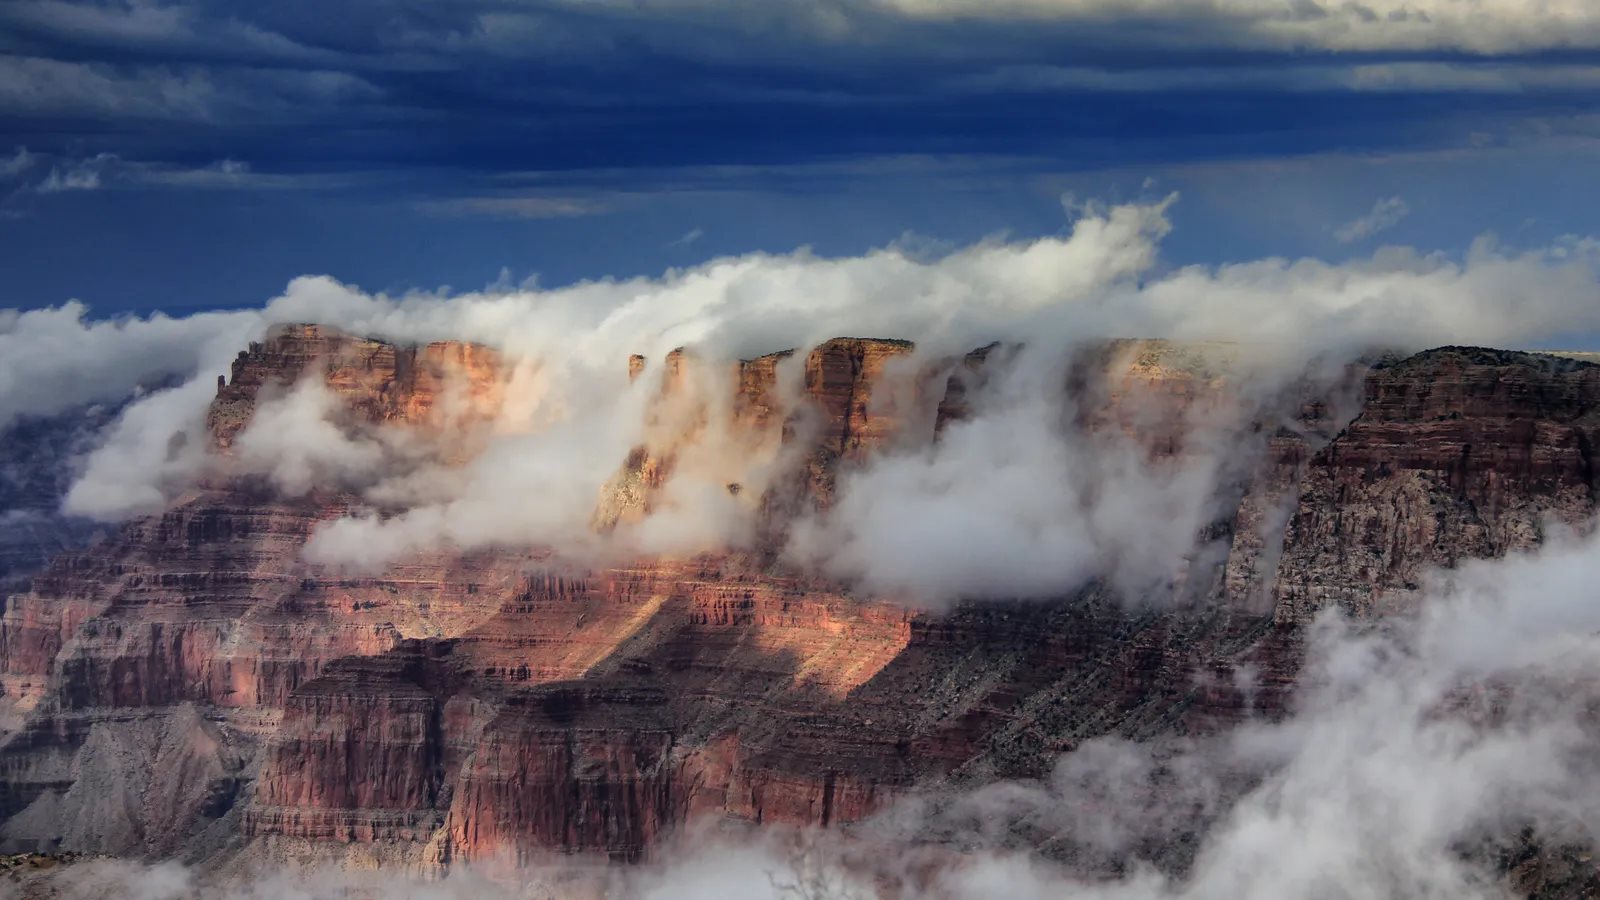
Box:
[10,195,1599,595]
[1334,196,1411,244]
[918,527,1600,898]
[0,302,258,430]
[784,341,1246,603]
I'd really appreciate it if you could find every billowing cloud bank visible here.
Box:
[2,196,1593,603]
[24,525,1600,897]
[890,529,1600,898]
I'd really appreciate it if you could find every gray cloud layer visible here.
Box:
[4,0,1599,219]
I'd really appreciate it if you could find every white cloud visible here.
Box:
[0,55,219,121]
[268,200,1600,591]
[824,529,1600,898]
[0,153,338,218]
[24,196,1600,572]
[36,153,116,193]
[492,0,1600,56]
[786,344,1243,604]
[956,62,1600,95]
[1334,196,1410,243]
[128,158,314,190]
[0,53,379,124]
[869,0,1600,53]
[62,374,223,520]
[231,380,394,497]
[0,302,260,430]
[0,146,34,179]
[667,226,705,248]
[0,0,380,70]
[419,195,610,219]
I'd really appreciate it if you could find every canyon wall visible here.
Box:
[1274,347,1600,623]
[0,325,1595,870]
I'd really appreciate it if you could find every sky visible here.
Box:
[1,0,1599,330]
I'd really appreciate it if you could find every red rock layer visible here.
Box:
[2,329,1595,869]
[209,323,508,450]
[601,338,914,529]
[735,350,795,431]
[800,338,917,460]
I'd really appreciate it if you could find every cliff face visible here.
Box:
[1273,348,1600,624]
[208,323,509,460]
[0,326,1594,869]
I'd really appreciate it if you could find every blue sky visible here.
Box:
[2,0,1599,325]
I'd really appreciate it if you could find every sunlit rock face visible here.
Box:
[208,323,511,462]
[0,323,1593,869]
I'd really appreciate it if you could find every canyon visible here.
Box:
[0,324,1597,882]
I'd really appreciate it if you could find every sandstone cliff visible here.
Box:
[0,324,1593,875]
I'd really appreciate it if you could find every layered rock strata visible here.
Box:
[0,326,1593,873]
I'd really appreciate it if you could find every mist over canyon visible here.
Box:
[3,198,1600,899]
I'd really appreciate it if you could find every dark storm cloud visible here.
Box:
[2,0,1599,192]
